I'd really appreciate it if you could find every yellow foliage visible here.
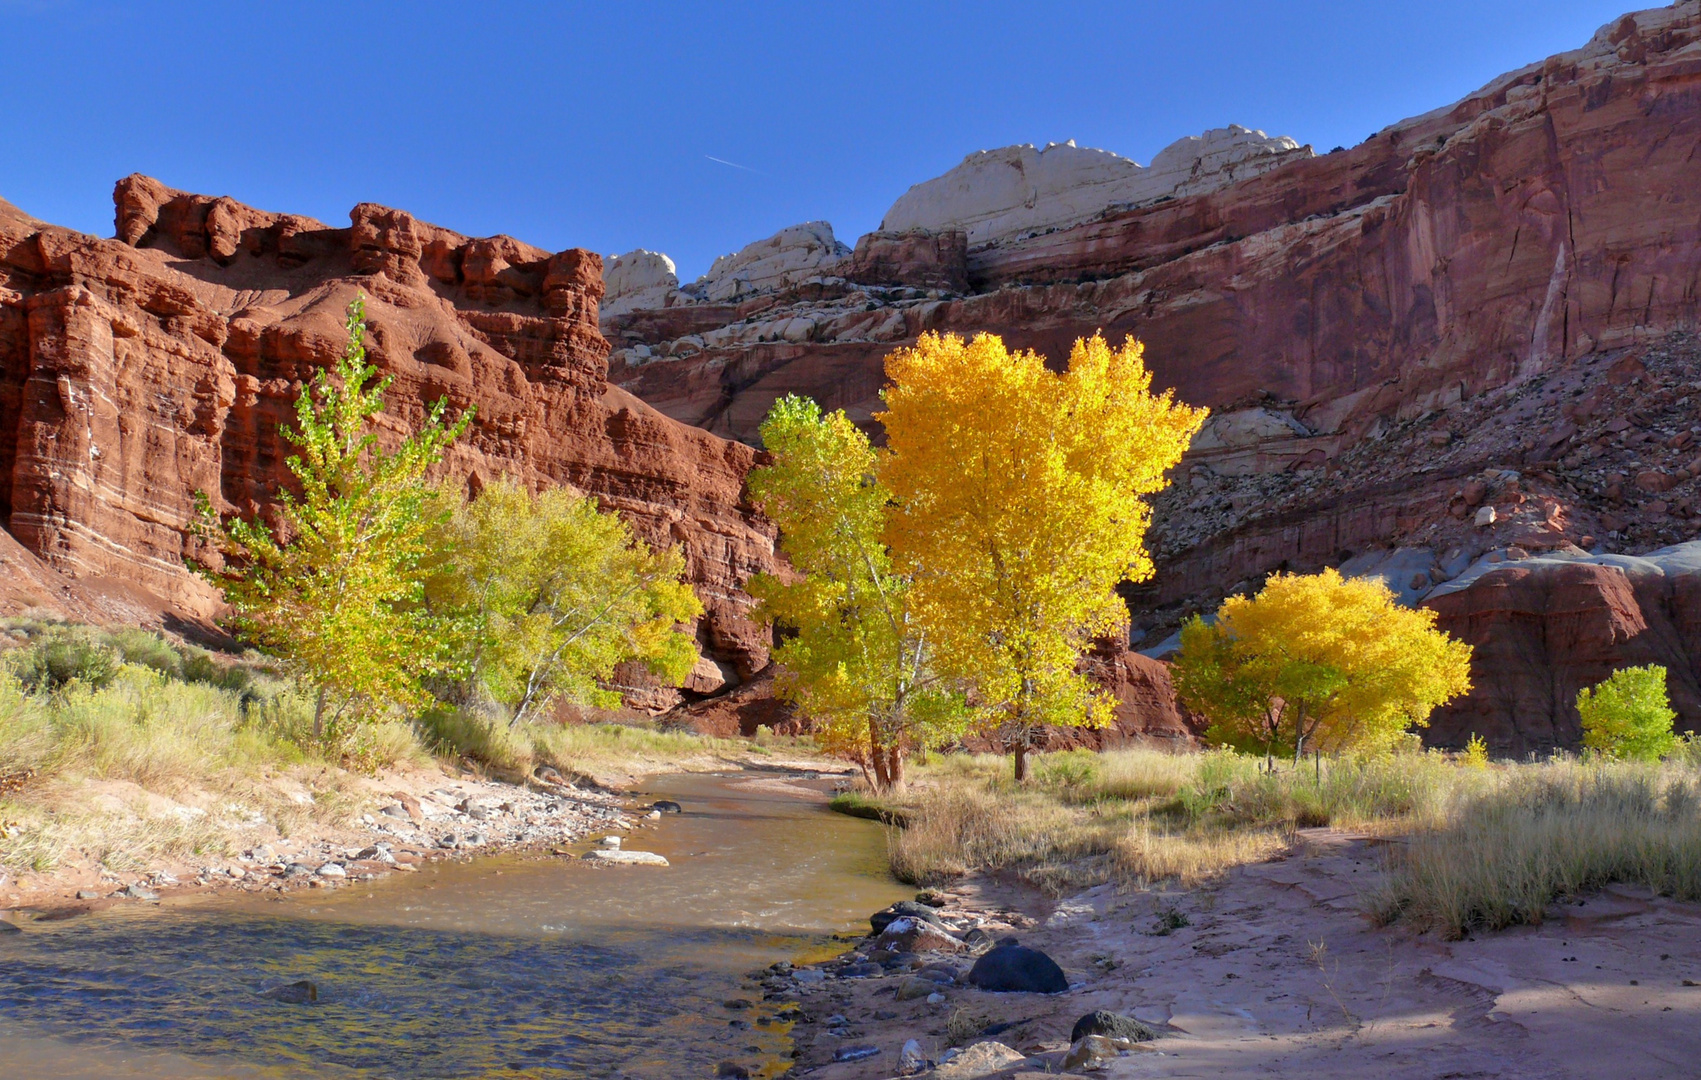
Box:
[877,332,1206,776]
[1174,568,1474,760]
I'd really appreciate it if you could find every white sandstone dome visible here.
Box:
[880,125,1311,247]
[602,249,680,317]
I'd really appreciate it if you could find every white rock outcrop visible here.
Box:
[880,126,1312,246]
[685,221,850,303]
[602,249,680,317]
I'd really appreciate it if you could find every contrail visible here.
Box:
[706,155,764,175]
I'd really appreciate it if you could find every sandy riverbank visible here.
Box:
[779,829,1701,1080]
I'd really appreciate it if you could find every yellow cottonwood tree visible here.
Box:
[878,332,1207,780]
[1172,568,1474,762]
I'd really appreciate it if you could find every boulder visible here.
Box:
[1061,1034,1120,1071]
[1071,1010,1158,1043]
[870,900,947,934]
[933,1040,1026,1079]
[898,1038,928,1076]
[258,980,319,1004]
[872,917,963,954]
[964,939,1068,994]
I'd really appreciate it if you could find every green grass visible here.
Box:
[0,621,810,877]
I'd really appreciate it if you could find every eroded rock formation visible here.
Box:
[599,2,1701,750]
[0,178,777,692]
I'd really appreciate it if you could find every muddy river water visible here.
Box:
[0,772,909,1079]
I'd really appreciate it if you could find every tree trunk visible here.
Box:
[1012,740,1030,783]
[886,746,905,791]
[313,686,327,740]
[870,748,891,791]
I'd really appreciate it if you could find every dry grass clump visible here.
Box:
[1369,760,1701,938]
[870,745,1496,893]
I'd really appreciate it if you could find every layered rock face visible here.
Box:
[601,3,1701,749]
[1424,544,1701,756]
[0,177,777,689]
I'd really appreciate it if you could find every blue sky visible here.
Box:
[0,0,1633,281]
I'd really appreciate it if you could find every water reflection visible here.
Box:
[0,773,906,1078]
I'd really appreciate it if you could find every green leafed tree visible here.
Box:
[1577,664,1679,761]
[426,478,703,725]
[745,395,964,790]
[196,295,470,739]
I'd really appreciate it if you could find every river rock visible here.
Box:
[1071,1009,1157,1043]
[792,968,826,985]
[874,916,964,954]
[837,961,883,978]
[0,920,20,933]
[1062,1034,1120,1071]
[933,1040,1025,1079]
[316,863,346,878]
[870,900,945,934]
[898,1038,928,1076]
[652,800,683,813]
[258,980,319,1004]
[965,939,1068,993]
[121,884,159,900]
[895,976,937,1001]
[599,836,622,849]
[832,1044,881,1063]
[581,849,669,866]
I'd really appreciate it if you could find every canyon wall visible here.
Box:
[602,2,1701,749]
[0,179,777,699]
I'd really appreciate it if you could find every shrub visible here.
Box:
[1577,665,1678,761]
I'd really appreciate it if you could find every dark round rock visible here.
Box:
[257,979,319,1004]
[965,942,1068,993]
[715,1062,750,1079]
[652,800,683,813]
[875,950,918,969]
[838,961,883,978]
[1071,1009,1158,1043]
[869,900,945,934]
[962,927,994,946]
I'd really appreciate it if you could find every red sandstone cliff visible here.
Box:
[0,180,776,697]
[600,3,1701,750]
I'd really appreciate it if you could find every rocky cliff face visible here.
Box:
[0,178,777,698]
[600,2,1701,749]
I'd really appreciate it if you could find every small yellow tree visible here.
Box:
[1173,568,1474,762]
[878,332,1207,780]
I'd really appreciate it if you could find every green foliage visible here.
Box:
[197,295,471,739]
[1577,665,1678,762]
[425,478,702,725]
[746,395,965,789]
